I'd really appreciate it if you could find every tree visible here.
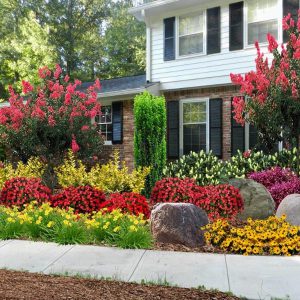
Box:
[231,12,300,153]
[101,0,146,78]
[0,65,103,164]
[134,91,167,197]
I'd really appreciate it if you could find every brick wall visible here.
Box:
[164,85,241,160]
[98,85,241,170]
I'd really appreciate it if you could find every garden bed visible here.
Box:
[0,269,239,300]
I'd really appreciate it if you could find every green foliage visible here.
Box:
[134,91,167,196]
[163,150,225,186]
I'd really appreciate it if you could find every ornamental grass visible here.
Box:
[202,216,300,256]
[0,202,152,249]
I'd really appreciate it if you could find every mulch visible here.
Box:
[0,269,240,300]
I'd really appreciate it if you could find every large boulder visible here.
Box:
[150,203,209,247]
[229,178,275,221]
[276,194,300,226]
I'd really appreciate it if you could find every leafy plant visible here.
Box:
[104,192,150,218]
[51,186,106,214]
[163,150,225,186]
[134,91,167,197]
[0,177,51,207]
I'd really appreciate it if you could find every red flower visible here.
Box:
[22,81,34,94]
[71,135,80,153]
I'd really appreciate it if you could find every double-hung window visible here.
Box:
[95,105,113,144]
[180,99,208,155]
[247,0,278,45]
[179,12,204,56]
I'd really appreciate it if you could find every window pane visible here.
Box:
[183,101,206,124]
[183,124,206,155]
[248,0,278,23]
[179,33,203,56]
[248,20,278,44]
[100,105,112,124]
[179,13,203,36]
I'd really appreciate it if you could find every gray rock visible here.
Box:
[276,194,300,225]
[229,178,275,221]
[150,203,209,247]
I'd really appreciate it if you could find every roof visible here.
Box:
[78,74,156,94]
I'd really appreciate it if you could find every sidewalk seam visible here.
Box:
[224,255,231,292]
[41,245,75,273]
[0,240,13,249]
[127,249,147,282]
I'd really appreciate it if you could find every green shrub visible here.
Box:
[163,150,225,186]
[134,91,167,196]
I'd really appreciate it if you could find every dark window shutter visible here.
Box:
[249,124,258,149]
[164,17,176,61]
[283,0,299,42]
[209,98,223,158]
[167,101,179,159]
[207,7,221,55]
[112,102,123,144]
[229,2,244,51]
[231,98,245,155]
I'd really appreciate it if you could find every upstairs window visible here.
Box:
[247,0,278,45]
[179,12,204,56]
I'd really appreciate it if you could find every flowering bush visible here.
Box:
[0,64,102,162]
[269,179,300,208]
[55,150,150,194]
[104,192,150,218]
[51,186,106,214]
[163,151,225,186]
[0,157,46,189]
[0,177,51,207]
[202,215,300,256]
[150,177,205,204]
[195,185,243,221]
[0,202,152,248]
[249,167,297,189]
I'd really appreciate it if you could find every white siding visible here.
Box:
[148,0,279,91]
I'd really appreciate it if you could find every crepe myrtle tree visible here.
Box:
[0,64,103,164]
[231,12,300,161]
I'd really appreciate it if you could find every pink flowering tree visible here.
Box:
[231,12,300,153]
[0,65,103,164]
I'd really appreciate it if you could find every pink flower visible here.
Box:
[22,81,34,94]
[64,75,70,83]
[267,34,278,53]
[71,135,80,153]
[48,115,56,127]
[38,66,51,79]
[54,64,62,79]
[81,125,89,131]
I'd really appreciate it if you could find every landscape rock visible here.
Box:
[276,194,300,226]
[150,203,209,248]
[229,178,275,221]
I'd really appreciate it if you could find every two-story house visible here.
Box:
[90,0,298,168]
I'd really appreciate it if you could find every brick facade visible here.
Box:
[99,85,240,169]
[164,84,240,160]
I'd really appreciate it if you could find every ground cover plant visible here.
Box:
[0,202,152,249]
[202,215,300,256]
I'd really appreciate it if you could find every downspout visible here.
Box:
[146,25,152,83]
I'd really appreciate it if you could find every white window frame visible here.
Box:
[244,0,281,47]
[97,102,113,146]
[179,98,210,156]
[176,10,207,59]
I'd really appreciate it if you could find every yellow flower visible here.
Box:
[63,220,71,227]
[47,221,54,228]
[113,226,121,232]
[129,225,138,232]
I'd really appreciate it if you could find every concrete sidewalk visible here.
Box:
[0,240,299,300]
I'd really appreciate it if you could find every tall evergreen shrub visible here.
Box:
[134,91,167,196]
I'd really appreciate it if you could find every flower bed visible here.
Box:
[0,202,152,249]
[202,216,300,256]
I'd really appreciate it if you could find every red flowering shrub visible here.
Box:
[51,186,106,214]
[150,177,205,204]
[104,192,150,218]
[150,178,243,221]
[194,184,244,221]
[0,177,51,207]
[0,64,102,162]
[249,167,297,189]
